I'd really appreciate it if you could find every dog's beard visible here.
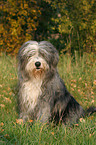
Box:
[32,68,45,79]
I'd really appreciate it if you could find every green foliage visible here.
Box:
[0,54,96,144]
[0,0,96,55]
[50,0,96,54]
[0,0,41,55]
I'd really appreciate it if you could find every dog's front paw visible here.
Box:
[19,113,30,123]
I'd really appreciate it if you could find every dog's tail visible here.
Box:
[85,106,96,116]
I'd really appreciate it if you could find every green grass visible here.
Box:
[0,53,96,145]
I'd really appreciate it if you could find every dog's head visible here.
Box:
[18,41,59,80]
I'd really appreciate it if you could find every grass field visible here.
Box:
[0,53,96,145]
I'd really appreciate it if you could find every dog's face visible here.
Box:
[18,41,59,79]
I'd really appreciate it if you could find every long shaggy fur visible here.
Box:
[18,41,96,124]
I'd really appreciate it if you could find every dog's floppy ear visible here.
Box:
[52,50,59,67]
[49,43,59,67]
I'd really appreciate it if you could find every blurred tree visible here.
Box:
[0,0,41,55]
[49,0,96,54]
[0,0,96,55]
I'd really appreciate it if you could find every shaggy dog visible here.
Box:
[18,41,96,124]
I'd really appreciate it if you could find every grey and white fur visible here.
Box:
[18,41,96,124]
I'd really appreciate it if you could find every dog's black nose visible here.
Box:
[35,61,41,68]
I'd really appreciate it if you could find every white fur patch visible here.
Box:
[21,78,42,112]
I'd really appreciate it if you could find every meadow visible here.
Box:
[0,53,96,145]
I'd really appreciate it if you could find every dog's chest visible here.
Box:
[22,79,42,111]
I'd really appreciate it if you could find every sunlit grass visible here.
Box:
[58,52,96,109]
[0,53,96,145]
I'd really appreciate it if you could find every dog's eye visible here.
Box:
[39,51,51,61]
[23,48,36,57]
[26,50,36,58]
[27,55,32,59]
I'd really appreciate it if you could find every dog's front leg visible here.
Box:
[36,104,51,123]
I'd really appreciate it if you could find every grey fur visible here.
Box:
[17,41,96,124]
